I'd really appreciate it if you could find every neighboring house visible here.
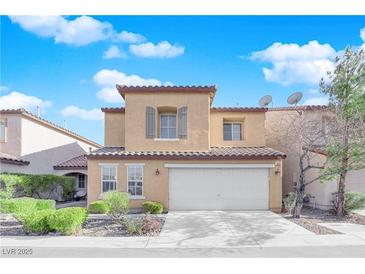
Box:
[0,108,101,191]
[266,106,365,209]
[87,85,286,212]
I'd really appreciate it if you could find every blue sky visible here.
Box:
[1,16,365,144]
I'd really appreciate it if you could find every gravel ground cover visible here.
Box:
[282,206,365,235]
[0,213,165,237]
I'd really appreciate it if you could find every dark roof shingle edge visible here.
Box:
[211,107,267,112]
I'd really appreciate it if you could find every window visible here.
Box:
[160,114,176,139]
[101,166,117,192]
[0,119,7,142]
[223,122,242,141]
[78,174,86,189]
[128,165,143,197]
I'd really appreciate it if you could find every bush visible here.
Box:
[48,207,88,235]
[142,201,163,214]
[344,192,365,213]
[88,201,110,214]
[141,215,162,235]
[22,209,56,233]
[103,191,129,219]
[0,173,74,200]
[124,219,142,235]
[283,192,297,214]
[0,197,55,215]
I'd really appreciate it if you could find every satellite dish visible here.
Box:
[287,92,303,105]
[259,95,272,107]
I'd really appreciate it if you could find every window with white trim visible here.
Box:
[128,165,143,196]
[78,174,86,189]
[101,166,117,192]
[223,122,242,141]
[160,114,176,139]
[0,119,7,142]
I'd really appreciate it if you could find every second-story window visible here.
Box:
[160,114,177,139]
[223,122,242,141]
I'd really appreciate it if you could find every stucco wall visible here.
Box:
[210,111,266,147]
[87,158,283,212]
[124,92,210,151]
[0,114,22,157]
[305,152,365,209]
[21,116,98,156]
[265,109,326,196]
[104,112,125,147]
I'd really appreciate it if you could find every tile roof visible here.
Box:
[116,85,217,101]
[53,154,88,170]
[101,107,125,113]
[0,109,101,148]
[211,107,267,112]
[0,152,30,165]
[268,105,328,111]
[88,146,286,160]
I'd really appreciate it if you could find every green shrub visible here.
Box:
[283,192,297,213]
[124,219,142,235]
[0,197,55,215]
[22,209,56,233]
[48,207,88,235]
[88,201,110,214]
[0,173,74,200]
[142,201,163,214]
[103,192,129,219]
[344,192,365,213]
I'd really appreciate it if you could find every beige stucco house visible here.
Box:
[0,108,101,191]
[266,106,365,209]
[86,85,286,212]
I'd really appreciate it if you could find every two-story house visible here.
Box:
[86,85,286,212]
[0,108,101,191]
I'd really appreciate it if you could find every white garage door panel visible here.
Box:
[169,168,269,210]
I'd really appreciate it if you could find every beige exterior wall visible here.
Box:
[124,92,210,151]
[0,114,22,157]
[265,109,326,196]
[210,111,266,147]
[104,112,125,147]
[21,116,98,156]
[87,158,283,212]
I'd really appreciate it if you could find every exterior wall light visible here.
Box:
[155,168,160,176]
[275,162,281,175]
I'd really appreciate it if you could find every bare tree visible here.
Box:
[277,108,334,217]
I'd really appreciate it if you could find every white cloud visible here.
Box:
[103,45,127,59]
[361,27,365,42]
[61,105,103,120]
[130,41,185,58]
[114,30,146,44]
[303,96,329,106]
[251,40,336,86]
[9,16,112,46]
[0,91,52,113]
[93,69,165,103]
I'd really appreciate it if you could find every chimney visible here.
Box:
[36,106,41,117]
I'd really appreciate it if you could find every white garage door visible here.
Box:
[168,165,270,210]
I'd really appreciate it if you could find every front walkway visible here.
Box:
[1,211,365,257]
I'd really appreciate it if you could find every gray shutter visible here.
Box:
[145,106,156,138]
[178,106,188,138]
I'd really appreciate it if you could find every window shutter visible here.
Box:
[145,106,156,138]
[178,106,188,138]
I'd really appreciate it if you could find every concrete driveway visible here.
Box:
[148,211,313,248]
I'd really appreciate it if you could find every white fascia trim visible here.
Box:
[98,163,119,166]
[125,163,145,166]
[164,164,274,169]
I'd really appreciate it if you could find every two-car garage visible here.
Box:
[167,164,272,210]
